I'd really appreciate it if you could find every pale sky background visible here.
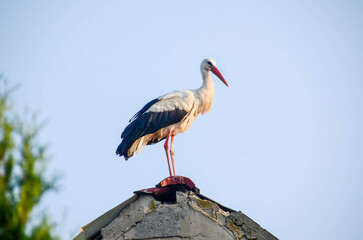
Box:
[1,1,363,239]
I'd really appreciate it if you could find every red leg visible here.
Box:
[170,135,176,176]
[164,132,173,177]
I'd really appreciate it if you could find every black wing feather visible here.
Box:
[129,97,159,122]
[116,101,188,159]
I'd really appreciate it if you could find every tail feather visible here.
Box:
[116,142,128,159]
[116,119,144,160]
[116,138,134,160]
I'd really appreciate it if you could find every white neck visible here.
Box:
[195,69,215,114]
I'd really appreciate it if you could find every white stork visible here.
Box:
[116,58,228,176]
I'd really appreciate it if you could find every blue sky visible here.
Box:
[1,1,363,239]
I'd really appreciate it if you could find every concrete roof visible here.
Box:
[73,188,277,240]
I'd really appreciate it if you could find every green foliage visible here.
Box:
[0,79,58,240]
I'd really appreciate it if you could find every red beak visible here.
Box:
[211,67,228,87]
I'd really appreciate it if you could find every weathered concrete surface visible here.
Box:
[101,191,277,240]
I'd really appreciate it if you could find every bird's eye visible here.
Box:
[207,61,212,66]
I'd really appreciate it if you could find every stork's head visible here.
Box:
[201,58,228,87]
